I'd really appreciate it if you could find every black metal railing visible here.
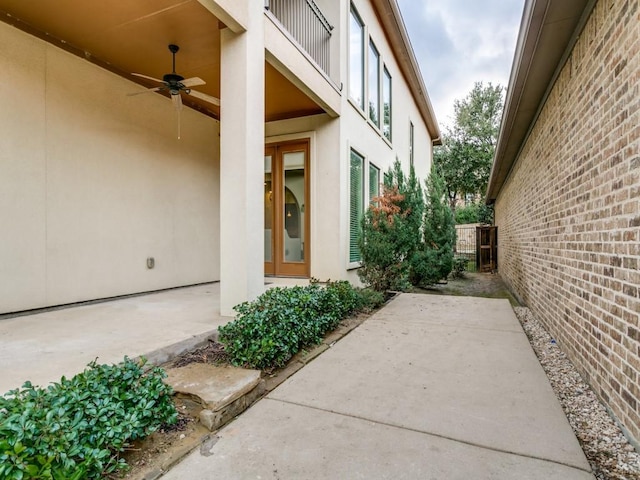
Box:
[266,0,333,74]
[455,225,478,273]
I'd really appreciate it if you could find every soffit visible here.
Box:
[486,0,594,202]
[0,0,323,121]
[265,63,325,122]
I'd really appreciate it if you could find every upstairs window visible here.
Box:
[349,6,365,110]
[409,121,414,166]
[368,40,380,126]
[383,67,392,141]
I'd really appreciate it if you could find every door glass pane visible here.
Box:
[282,151,305,263]
[264,155,273,262]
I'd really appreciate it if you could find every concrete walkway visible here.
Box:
[0,283,226,395]
[163,294,594,479]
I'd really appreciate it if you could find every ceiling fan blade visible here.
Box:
[132,72,165,83]
[127,87,162,97]
[181,77,206,88]
[172,93,183,111]
[187,89,220,106]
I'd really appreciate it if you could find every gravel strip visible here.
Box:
[514,307,640,480]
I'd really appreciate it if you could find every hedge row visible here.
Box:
[218,281,383,370]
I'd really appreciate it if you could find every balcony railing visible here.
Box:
[266,0,333,75]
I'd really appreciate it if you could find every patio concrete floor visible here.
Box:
[0,283,225,395]
[0,279,310,395]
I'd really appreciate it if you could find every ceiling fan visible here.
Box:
[128,44,219,137]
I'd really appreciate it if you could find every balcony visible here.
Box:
[265,0,333,75]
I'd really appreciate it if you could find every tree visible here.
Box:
[454,202,494,225]
[358,160,424,291]
[434,82,504,214]
[409,170,456,286]
[357,184,411,292]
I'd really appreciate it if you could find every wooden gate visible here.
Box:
[476,226,497,272]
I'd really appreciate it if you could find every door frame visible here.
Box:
[264,138,311,277]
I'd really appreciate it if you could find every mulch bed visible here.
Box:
[171,340,230,368]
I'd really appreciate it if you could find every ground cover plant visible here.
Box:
[0,358,177,480]
[218,280,383,370]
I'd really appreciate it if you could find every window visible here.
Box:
[383,171,391,187]
[383,67,392,141]
[349,6,365,110]
[369,164,380,204]
[409,121,414,166]
[368,40,380,126]
[349,149,364,263]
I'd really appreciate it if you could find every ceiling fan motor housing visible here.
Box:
[163,72,185,95]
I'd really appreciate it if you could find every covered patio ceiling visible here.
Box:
[0,0,324,122]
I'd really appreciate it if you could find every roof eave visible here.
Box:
[371,0,441,144]
[486,0,596,204]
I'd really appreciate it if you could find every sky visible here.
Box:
[396,0,525,130]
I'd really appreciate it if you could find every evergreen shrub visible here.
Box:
[0,358,177,480]
[358,161,424,291]
[359,161,456,290]
[219,281,382,370]
[410,171,456,287]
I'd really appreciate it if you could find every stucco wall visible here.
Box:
[265,0,434,284]
[346,0,433,182]
[495,0,639,441]
[0,22,220,314]
[340,0,434,282]
[266,114,342,281]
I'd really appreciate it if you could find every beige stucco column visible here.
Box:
[219,2,265,316]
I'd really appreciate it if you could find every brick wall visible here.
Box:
[495,0,640,442]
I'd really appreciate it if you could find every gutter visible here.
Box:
[486,0,596,204]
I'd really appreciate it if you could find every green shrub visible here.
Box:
[354,288,385,312]
[410,249,446,286]
[450,256,468,278]
[358,161,425,292]
[219,282,381,370]
[410,171,456,287]
[321,280,362,317]
[0,358,177,480]
[455,203,480,224]
[455,202,494,225]
[358,194,411,291]
[219,286,331,370]
[360,160,459,290]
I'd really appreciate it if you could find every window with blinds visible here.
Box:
[369,163,380,204]
[350,149,364,263]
